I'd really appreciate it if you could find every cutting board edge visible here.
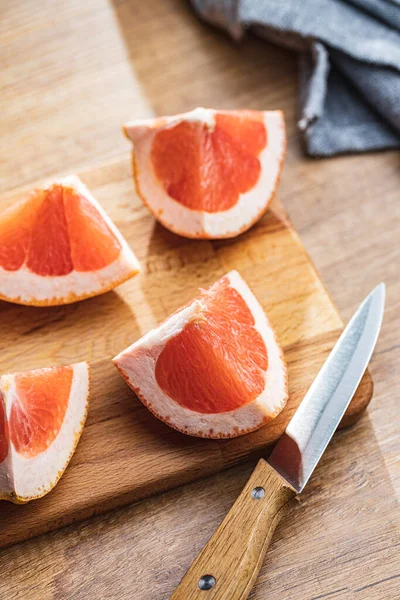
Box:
[0,374,372,551]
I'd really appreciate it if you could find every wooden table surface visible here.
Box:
[1,1,399,599]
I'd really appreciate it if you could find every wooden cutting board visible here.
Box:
[0,156,372,548]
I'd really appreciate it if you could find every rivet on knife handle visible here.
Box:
[169,458,296,600]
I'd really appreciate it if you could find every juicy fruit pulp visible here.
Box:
[113,270,288,439]
[0,176,140,306]
[155,278,268,413]
[9,366,73,459]
[0,362,90,503]
[151,112,267,213]
[125,108,286,239]
[0,184,121,275]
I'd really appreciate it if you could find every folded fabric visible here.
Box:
[191,0,400,156]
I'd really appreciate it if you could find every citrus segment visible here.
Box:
[0,362,90,503]
[0,193,42,271]
[0,176,140,306]
[114,270,288,438]
[151,114,265,212]
[0,395,8,464]
[63,187,121,271]
[26,185,73,276]
[124,108,286,238]
[9,366,73,459]
[155,279,268,413]
[215,112,267,156]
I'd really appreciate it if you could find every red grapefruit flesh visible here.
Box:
[9,366,73,459]
[0,362,90,503]
[0,175,140,306]
[26,185,73,276]
[155,279,268,413]
[113,271,287,438]
[124,108,286,239]
[0,192,42,272]
[151,113,265,212]
[63,186,121,271]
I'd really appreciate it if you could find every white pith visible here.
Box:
[0,175,140,305]
[0,362,89,501]
[113,271,287,438]
[124,108,285,239]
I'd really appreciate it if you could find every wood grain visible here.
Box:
[0,159,372,548]
[0,1,398,599]
[170,459,297,600]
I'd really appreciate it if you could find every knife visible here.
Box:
[170,283,385,600]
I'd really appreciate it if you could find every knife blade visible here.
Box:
[170,284,385,600]
[268,282,385,492]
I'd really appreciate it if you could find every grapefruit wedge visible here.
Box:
[124,107,286,239]
[0,175,140,306]
[113,271,287,438]
[0,362,89,503]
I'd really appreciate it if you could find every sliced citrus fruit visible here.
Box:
[0,362,89,503]
[113,271,287,438]
[124,107,286,239]
[0,175,140,306]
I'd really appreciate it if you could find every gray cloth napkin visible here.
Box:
[191,0,400,156]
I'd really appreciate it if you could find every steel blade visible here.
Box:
[268,283,385,493]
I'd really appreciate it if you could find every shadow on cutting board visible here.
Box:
[0,289,140,373]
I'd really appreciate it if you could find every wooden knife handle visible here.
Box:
[170,459,297,600]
